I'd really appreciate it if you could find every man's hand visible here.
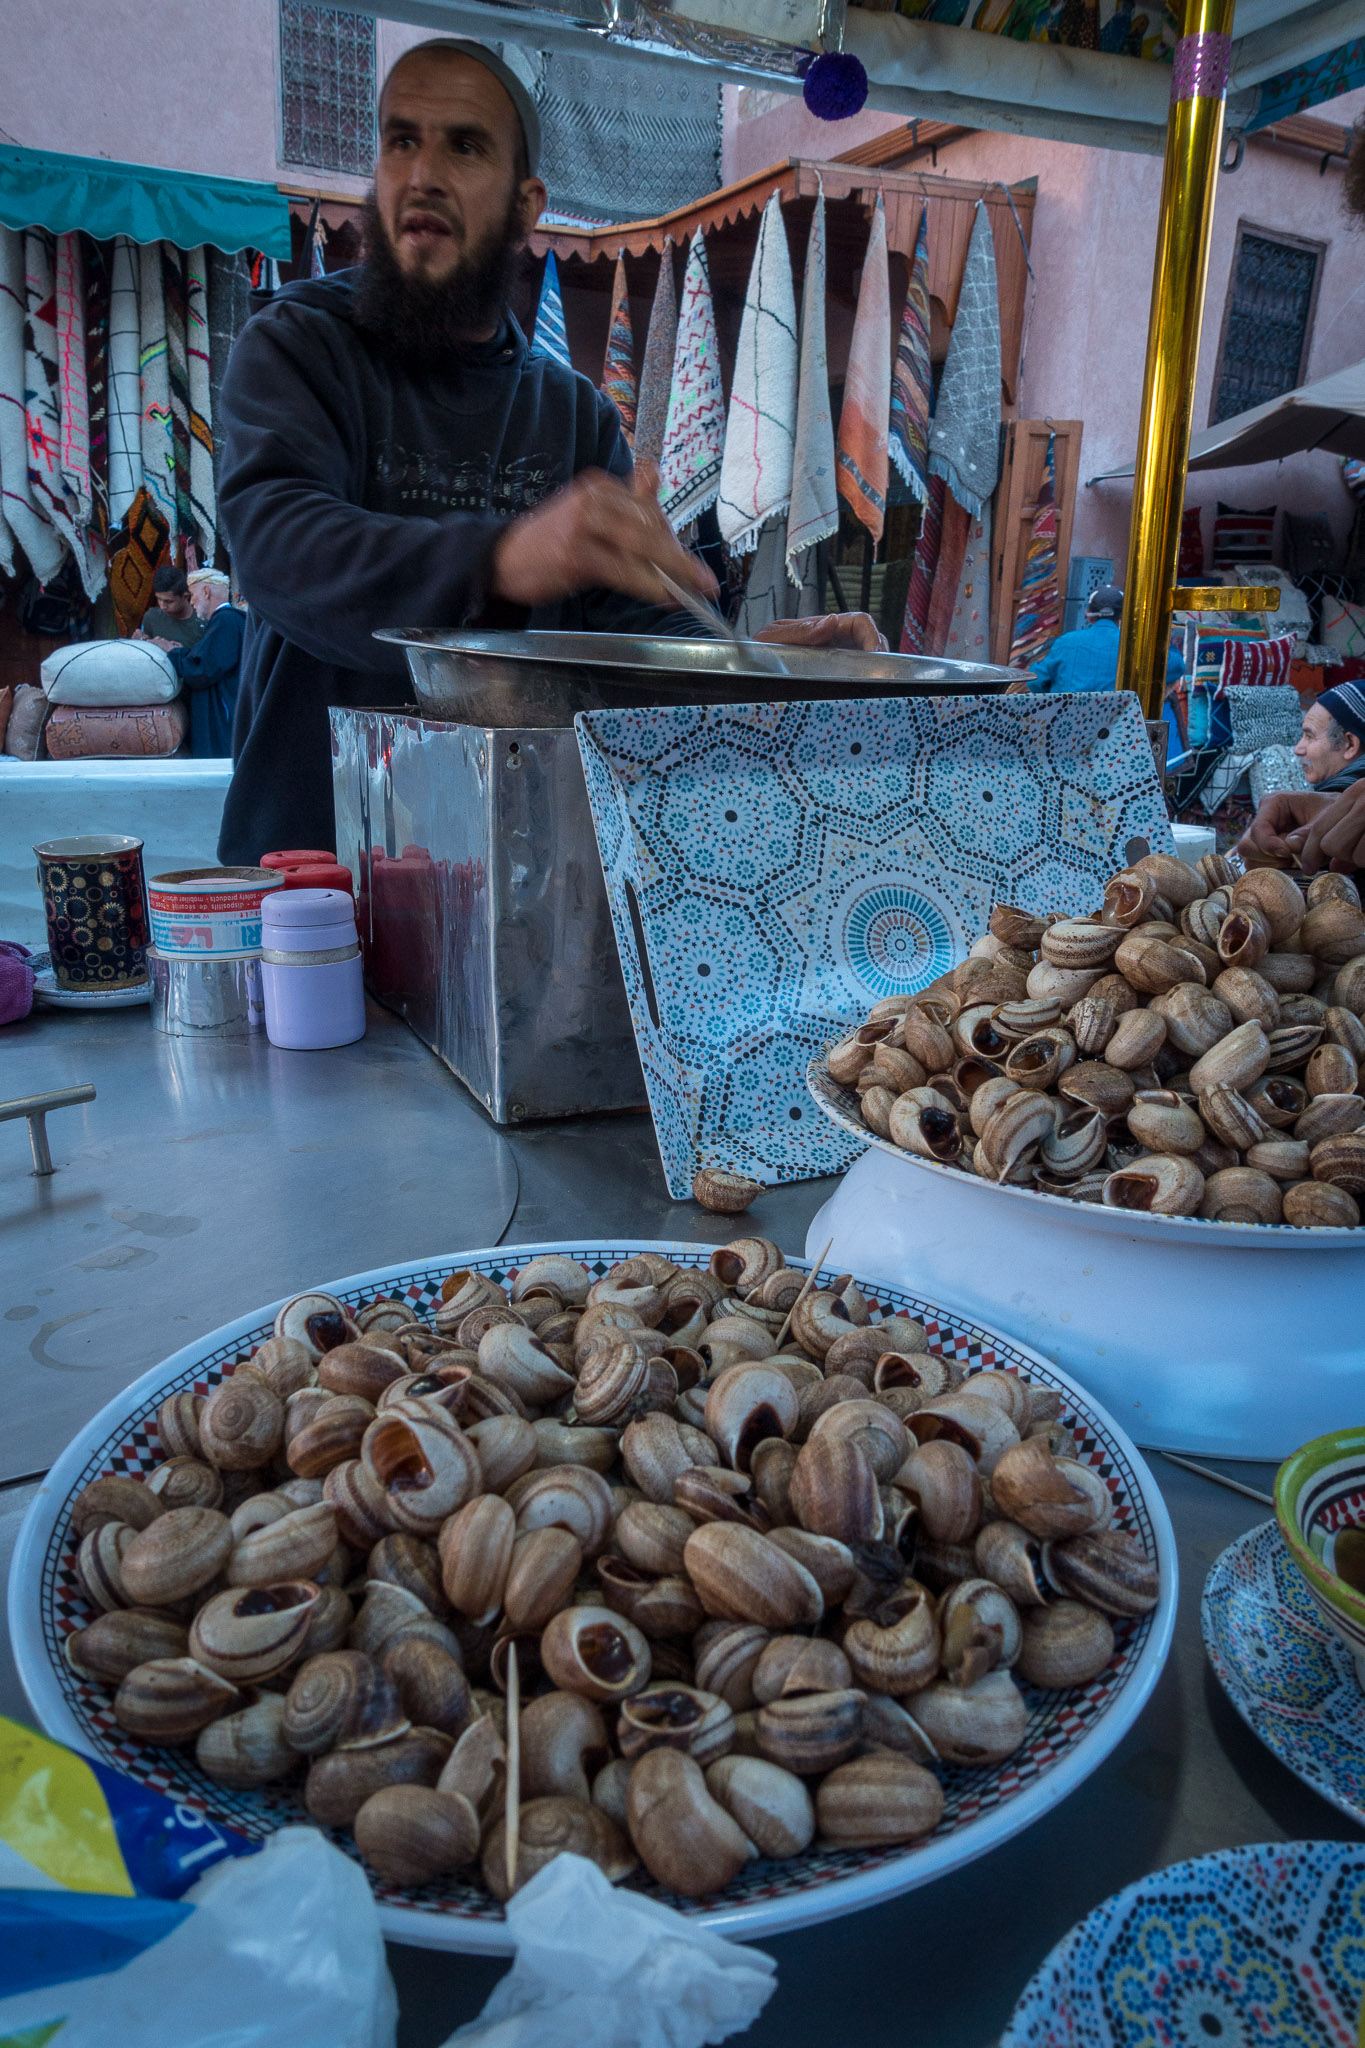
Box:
[755,613,888,654]
[1288,779,1365,873]
[489,463,717,611]
[1235,790,1330,867]
[147,636,179,654]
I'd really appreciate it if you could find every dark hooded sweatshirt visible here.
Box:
[215,269,691,862]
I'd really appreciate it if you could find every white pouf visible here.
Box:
[1171,821,1216,868]
[41,640,179,705]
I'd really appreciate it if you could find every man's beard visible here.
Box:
[352,190,525,369]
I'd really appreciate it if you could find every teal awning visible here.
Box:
[0,145,292,257]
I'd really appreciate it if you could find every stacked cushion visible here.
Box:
[1212,503,1275,568]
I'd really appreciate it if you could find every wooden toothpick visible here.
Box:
[505,1643,521,1899]
[773,1237,835,1352]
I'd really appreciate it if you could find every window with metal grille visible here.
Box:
[279,3,376,175]
[1210,225,1323,425]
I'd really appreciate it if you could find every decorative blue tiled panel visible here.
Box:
[576,693,1172,1199]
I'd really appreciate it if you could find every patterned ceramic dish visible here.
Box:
[575,692,1171,1199]
[807,1056,1365,1248]
[1202,1520,1365,1826]
[10,1241,1177,1955]
[1002,1840,1365,2047]
[1275,1428,1365,1684]
[30,949,151,1010]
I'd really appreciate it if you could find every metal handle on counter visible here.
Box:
[0,1083,96,1176]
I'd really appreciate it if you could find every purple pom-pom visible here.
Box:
[802,50,868,120]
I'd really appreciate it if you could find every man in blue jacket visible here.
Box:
[216,37,876,861]
[1018,583,1185,695]
[145,569,243,757]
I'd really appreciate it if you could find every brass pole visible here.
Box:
[1116,0,1235,720]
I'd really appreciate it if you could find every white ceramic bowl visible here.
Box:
[10,1241,1176,1954]
[807,1061,1365,1459]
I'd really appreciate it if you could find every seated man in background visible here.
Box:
[1294,684,1365,794]
[1012,584,1184,696]
[136,566,203,650]
[145,569,243,758]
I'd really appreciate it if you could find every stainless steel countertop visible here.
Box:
[1,1003,1355,2047]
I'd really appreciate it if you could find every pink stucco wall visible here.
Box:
[726,83,1365,574]
[0,2,427,197]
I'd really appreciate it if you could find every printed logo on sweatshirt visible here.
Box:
[371,444,562,516]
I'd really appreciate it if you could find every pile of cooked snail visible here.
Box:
[62,1244,1158,1903]
[829,853,1365,1226]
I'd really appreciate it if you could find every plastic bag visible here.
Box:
[440,1853,776,2048]
[0,1718,396,2048]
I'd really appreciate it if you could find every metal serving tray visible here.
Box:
[375,627,1019,728]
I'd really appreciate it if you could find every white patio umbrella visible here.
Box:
[1092,358,1365,482]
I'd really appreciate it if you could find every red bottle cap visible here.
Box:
[278,862,352,892]
[261,848,336,870]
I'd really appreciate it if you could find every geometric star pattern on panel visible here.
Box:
[576,692,1172,1199]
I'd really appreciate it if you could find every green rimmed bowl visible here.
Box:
[1275,1426,1365,1686]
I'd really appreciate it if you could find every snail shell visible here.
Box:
[755,1687,866,1775]
[751,1634,852,1704]
[1126,1091,1206,1156]
[539,1604,652,1702]
[1245,1073,1308,1129]
[199,1376,284,1471]
[1016,1600,1115,1688]
[685,1522,824,1629]
[510,1256,592,1306]
[146,1456,223,1512]
[509,1464,615,1557]
[275,1291,357,1358]
[189,1581,320,1681]
[528,1418,616,1475]
[439,1494,516,1621]
[1102,1154,1204,1217]
[503,1526,582,1631]
[196,1692,298,1789]
[381,1637,472,1737]
[283,1648,409,1753]
[462,1414,538,1492]
[156,1392,205,1461]
[895,1440,982,1545]
[1199,1167,1283,1225]
[1311,1132,1365,1192]
[485,1795,636,1901]
[367,1532,450,1617]
[477,1324,575,1408]
[1197,1082,1270,1152]
[351,1580,460,1661]
[705,1754,814,1858]
[991,1437,1112,1540]
[70,1475,163,1539]
[974,1518,1051,1606]
[626,1749,754,1897]
[788,1435,882,1546]
[304,1727,451,1830]
[113,1656,240,1741]
[1212,965,1280,1031]
[1301,898,1365,965]
[77,1522,132,1611]
[354,1783,480,1886]
[704,1364,799,1473]
[939,1577,1023,1683]
[909,1393,1021,1476]
[322,1457,392,1550]
[575,1344,677,1427]
[65,1607,189,1683]
[843,1584,940,1695]
[120,1505,232,1606]
[815,1753,946,1848]
[226,1502,337,1586]
[708,1237,785,1295]
[1115,931,1206,996]
[1259,951,1319,994]
[318,1341,408,1404]
[240,1334,316,1400]
[286,1393,376,1479]
[520,1690,610,1801]
[692,1621,770,1709]
[907,1669,1028,1765]
[1045,1528,1159,1615]
[1284,1180,1361,1227]
[618,1682,735,1763]
[1103,1007,1168,1071]
[826,1021,888,1086]
[361,1399,481,1536]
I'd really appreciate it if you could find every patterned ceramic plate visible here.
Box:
[10,1241,1177,1955]
[1002,1840,1365,2046]
[1203,1520,1365,1826]
[30,949,151,1009]
[806,1056,1365,1249]
[576,692,1171,1199]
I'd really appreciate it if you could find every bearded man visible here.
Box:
[216,38,879,861]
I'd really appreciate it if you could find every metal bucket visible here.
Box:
[149,948,264,1038]
[375,629,1020,729]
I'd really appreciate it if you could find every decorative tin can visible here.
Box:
[33,834,150,990]
[147,866,284,959]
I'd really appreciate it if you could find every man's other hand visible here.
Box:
[755,613,888,654]
[1235,791,1330,867]
[1288,779,1365,873]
